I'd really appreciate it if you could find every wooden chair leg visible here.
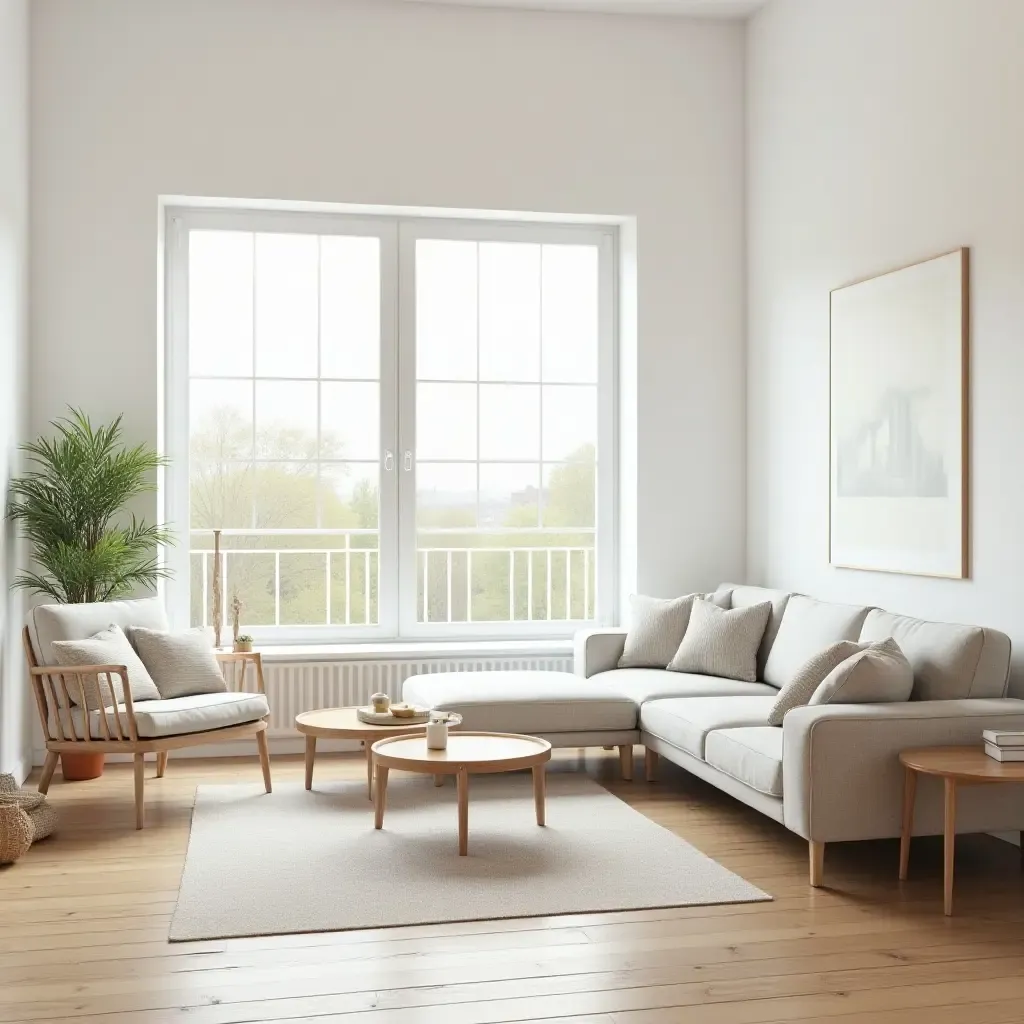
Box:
[809,840,825,887]
[257,730,272,793]
[38,751,59,794]
[644,747,659,782]
[156,751,168,779]
[134,754,145,830]
[618,744,634,781]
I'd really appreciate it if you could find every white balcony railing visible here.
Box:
[190,528,595,627]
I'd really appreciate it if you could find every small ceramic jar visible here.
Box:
[370,692,390,714]
[426,714,449,750]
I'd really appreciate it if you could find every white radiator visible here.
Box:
[262,655,572,736]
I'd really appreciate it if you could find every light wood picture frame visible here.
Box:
[829,248,969,578]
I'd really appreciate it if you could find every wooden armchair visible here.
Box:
[24,629,271,829]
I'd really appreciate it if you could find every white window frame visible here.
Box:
[163,205,617,643]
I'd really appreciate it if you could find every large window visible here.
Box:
[164,209,616,641]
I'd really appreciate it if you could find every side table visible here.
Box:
[899,745,1024,915]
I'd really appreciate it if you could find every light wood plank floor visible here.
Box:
[3,749,1024,1023]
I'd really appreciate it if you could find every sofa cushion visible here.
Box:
[28,597,169,665]
[668,600,771,683]
[591,669,777,705]
[858,609,1003,700]
[639,696,775,759]
[402,671,638,734]
[618,591,731,669]
[767,640,862,726]
[49,691,270,740]
[51,625,162,710]
[810,638,914,706]
[762,595,871,688]
[705,727,783,797]
[132,627,227,699]
[721,584,792,679]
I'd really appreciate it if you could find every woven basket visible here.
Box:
[27,802,59,843]
[0,771,58,846]
[0,802,33,864]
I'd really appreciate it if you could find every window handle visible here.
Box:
[383,449,394,472]
[403,450,413,472]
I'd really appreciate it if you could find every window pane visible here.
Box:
[416,240,476,380]
[190,379,252,462]
[479,242,540,382]
[479,384,540,460]
[189,231,253,378]
[331,548,378,626]
[321,382,378,460]
[255,233,318,378]
[320,235,379,379]
[417,383,477,460]
[279,552,327,625]
[542,458,595,529]
[542,244,598,383]
[255,380,318,459]
[190,463,253,530]
[542,385,596,461]
[253,462,317,528]
[479,463,540,528]
[416,463,477,528]
[320,463,380,530]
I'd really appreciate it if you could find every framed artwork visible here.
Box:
[829,248,969,578]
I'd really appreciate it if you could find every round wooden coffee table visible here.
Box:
[371,732,552,856]
[295,708,435,800]
[899,745,1024,916]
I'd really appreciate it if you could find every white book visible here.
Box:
[981,729,1024,747]
[984,742,1024,762]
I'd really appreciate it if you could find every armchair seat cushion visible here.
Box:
[50,692,269,740]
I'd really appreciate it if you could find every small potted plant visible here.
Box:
[234,634,254,653]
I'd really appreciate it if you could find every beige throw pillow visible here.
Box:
[667,599,772,683]
[809,637,914,706]
[618,591,731,669]
[51,625,161,710]
[132,627,228,700]
[767,640,863,726]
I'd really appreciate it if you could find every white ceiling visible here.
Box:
[397,0,765,18]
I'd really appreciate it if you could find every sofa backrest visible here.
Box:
[859,608,1010,700]
[719,584,792,681]
[26,597,169,666]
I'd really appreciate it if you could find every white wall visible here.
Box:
[30,0,747,606]
[747,0,1024,689]
[0,0,30,781]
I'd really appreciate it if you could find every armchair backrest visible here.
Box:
[26,597,169,666]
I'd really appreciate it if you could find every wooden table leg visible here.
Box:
[304,736,316,791]
[374,765,389,830]
[366,742,374,801]
[899,764,917,881]
[533,764,546,826]
[944,777,957,916]
[457,769,469,856]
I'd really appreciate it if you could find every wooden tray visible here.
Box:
[355,706,431,726]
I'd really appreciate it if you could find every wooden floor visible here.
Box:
[3,750,1024,1024]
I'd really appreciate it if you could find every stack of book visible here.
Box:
[982,730,1024,762]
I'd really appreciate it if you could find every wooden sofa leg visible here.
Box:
[644,747,659,782]
[809,840,825,887]
[156,752,168,778]
[257,730,272,793]
[39,751,59,794]
[134,754,145,830]
[618,744,634,781]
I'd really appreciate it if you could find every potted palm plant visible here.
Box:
[7,409,173,780]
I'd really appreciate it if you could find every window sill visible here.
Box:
[253,638,575,664]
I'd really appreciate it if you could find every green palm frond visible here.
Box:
[7,408,175,604]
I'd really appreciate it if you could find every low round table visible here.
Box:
[294,708,434,799]
[371,731,552,856]
[899,745,1024,916]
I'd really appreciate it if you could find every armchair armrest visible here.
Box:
[574,629,628,678]
[782,698,1024,843]
[29,662,137,742]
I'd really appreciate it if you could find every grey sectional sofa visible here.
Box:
[408,583,1024,886]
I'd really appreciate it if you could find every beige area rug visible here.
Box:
[169,774,770,941]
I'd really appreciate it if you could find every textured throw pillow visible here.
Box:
[809,637,914,706]
[767,640,864,726]
[618,594,696,669]
[51,625,161,710]
[132,627,227,699]
[667,599,772,683]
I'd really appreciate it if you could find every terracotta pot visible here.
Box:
[60,752,105,782]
